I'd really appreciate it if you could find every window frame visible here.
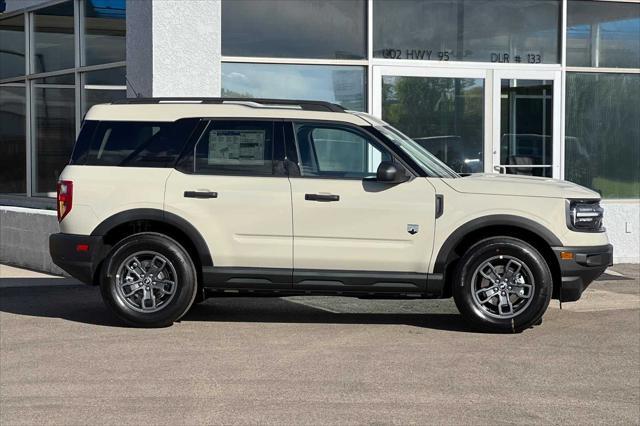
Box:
[177,118,288,178]
[284,120,417,181]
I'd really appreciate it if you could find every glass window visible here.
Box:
[0,15,25,79]
[82,0,126,66]
[565,73,639,199]
[195,121,275,176]
[80,119,198,167]
[0,84,26,194]
[81,67,126,115]
[33,75,75,196]
[222,63,366,112]
[222,0,366,59]
[499,79,553,177]
[381,76,484,174]
[374,0,560,63]
[294,123,391,178]
[33,1,75,73]
[567,1,640,69]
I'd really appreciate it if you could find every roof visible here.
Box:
[84,98,370,126]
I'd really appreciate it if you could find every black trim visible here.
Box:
[184,191,218,199]
[435,194,444,218]
[91,209,213,267]
[553,244,613,302]
[202,267,438,296]
[433,215,563,274]
[49,233,106,285]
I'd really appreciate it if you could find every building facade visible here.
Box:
[1,0,639,263]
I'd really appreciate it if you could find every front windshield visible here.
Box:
[375,125,459,178]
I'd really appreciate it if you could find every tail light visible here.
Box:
[57,180,73,222]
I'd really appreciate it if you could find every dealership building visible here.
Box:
[0,0,638,271]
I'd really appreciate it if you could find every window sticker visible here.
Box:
[208,130,266,165]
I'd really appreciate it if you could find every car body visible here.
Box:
[49,98,612,331]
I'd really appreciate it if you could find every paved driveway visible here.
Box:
[1,264,638,425]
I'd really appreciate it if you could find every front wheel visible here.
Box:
[453,236,552,333]
[100,232,198,327]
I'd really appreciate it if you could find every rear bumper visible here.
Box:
[552,244,613,302]
[49,233,106,285]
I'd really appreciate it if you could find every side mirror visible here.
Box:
[376,161,409,184]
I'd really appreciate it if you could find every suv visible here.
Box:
[49,98,612,332]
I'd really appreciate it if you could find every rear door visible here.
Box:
[286,121,437,293]
[164,119,293,288]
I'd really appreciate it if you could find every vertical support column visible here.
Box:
[126,0,221,98]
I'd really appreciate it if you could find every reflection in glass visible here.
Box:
[33,1,75,73]
[381,76,484,173]
[222,63,366,111]
[500,80,553,177]
[33,77,75,195]
[374,0,560,63]
[82,67,126,114]
[0,85,26,194]
[567,1,640,69]
[222,0,366,59]
[0,15,25,79]
[566,73,639,199]
[83,0,126,66]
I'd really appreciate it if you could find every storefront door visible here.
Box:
[372,66,561,178]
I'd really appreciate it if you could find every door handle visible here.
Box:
[184,190,218,199]
[305,193,340,202]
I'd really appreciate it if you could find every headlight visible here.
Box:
[567,200,604,232]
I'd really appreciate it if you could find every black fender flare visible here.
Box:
[433,214,562,274]
[91,208,213,267]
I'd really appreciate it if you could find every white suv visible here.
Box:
[49,98,612,332]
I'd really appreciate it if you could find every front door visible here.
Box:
[372,66,562,178]
[286,121,436,292]
[492,70,561,178]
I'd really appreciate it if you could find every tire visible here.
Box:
[100,232,198,328]
[453,236,552,333]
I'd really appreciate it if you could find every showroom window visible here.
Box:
[565,73,639,199]
[567,0,640,69]
[373,0,561,63]
[33,74,76,196]
[0,15,25,79]
[33,1,75,73]
[0,0,126,198]
[0,84,27,194]
[222,0,366,59]
[82,0,126,66]
[221,63,366,112]
[81,66,126,115]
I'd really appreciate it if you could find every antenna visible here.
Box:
[125,75,142,98]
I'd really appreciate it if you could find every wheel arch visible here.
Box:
[434,215,562,298]
[90,208,213,284]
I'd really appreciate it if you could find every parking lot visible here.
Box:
[1,263,639,425]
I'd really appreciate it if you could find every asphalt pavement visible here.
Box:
[1,263,638,425]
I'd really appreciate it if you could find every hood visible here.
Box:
[442,173,600,199]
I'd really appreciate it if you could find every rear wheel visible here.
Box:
[100,232,198,327]
[453,236,552,333]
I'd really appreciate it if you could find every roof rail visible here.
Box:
[110,97,346,113]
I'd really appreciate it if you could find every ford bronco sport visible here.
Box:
[49,98,613,332]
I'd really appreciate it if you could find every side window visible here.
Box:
[293,123,391,178]
[83,119,198,167]
[194,121,274,175]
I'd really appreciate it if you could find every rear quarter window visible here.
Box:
[71,119,199,167]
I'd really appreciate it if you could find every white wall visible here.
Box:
[126,0,221,98]
[603,201,640,263]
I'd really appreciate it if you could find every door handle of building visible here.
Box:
[184,190,218,199]
[305,193,340,202]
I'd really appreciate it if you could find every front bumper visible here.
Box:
[49,233,106,285]
[552,244,613,302]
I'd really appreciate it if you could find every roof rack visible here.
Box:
[110,97,346,113]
